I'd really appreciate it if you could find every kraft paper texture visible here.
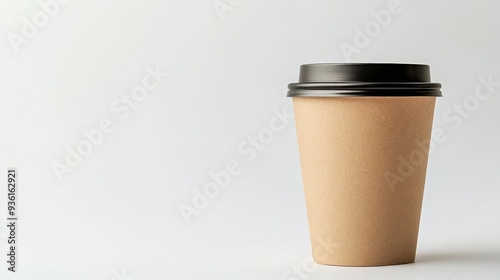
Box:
[293,97,436,266]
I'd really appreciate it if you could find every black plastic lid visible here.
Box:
[287,63,442,97]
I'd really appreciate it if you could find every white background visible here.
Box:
[0,0,499,279]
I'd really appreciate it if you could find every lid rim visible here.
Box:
[287,90,443,97]
[289,82,442,90]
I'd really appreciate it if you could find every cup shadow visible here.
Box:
[416,250,500,265]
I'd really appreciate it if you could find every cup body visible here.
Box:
[293,96,436,266]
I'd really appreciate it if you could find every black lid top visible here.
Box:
[288,63,442,97]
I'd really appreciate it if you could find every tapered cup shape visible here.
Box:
[288,63,441,266]
[293,96,436,266]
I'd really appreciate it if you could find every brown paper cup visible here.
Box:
[287,64,442,266]
[294,96,436,266]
